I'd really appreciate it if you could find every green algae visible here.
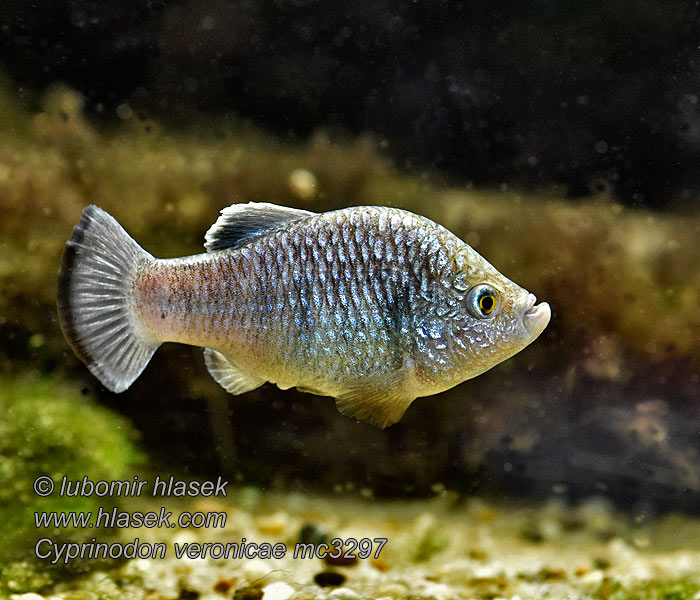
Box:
[0,561,54,596]
[0,375,143,591]
[413,521,448,562]
[595,578,700,600]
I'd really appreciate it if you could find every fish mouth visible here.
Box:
[522,293,551,337]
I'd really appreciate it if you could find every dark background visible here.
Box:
[2,0,700,206]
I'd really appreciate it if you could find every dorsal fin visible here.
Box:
[204,202,315,252]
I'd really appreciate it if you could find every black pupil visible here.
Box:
[480,294,494,312]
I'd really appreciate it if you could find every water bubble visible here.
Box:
[594,140,609,154]
[116,103,133,120]
[288,169,317,201]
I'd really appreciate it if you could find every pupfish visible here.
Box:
[57,203,550,427]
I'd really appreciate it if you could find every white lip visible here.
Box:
[524,293,538,314]
[522,294,551,337]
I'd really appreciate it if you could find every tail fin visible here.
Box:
[57,205,160,392]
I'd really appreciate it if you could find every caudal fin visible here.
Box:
[57,205,160,392]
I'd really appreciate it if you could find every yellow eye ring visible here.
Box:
[467,284,500,318]
[479,294,496,314]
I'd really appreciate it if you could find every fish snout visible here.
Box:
[521,293,551,338]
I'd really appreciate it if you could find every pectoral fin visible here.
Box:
[204,348,265,394]
[335,374,416,428]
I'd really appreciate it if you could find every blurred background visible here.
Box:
[3,0,700,206]
[2,0,700,515]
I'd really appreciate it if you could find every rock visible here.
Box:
[261,582,295,600]
[328,588,361,600]
[313,571,346,587]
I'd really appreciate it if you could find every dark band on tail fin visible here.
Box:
[57,205,160,392]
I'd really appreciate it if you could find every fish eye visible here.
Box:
[467,284,500,318]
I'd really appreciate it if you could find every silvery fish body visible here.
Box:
[58,203,550,427]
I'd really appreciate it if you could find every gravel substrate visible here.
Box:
[13,488,700,599]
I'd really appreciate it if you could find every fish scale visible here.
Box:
[188,211,411,384]
[58,202,550,427]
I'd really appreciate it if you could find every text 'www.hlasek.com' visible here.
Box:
[33,475,388,565]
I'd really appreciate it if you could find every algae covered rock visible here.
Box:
[0,376,143,567]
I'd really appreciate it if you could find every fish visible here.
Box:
[57,202,551,428]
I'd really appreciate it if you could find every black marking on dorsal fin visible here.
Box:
[204,202,315,252]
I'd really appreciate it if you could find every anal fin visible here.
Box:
[204,348,265,395]
[335,374,416,428]
[296,384,329,396]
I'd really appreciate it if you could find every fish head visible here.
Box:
[445,250,551,382]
